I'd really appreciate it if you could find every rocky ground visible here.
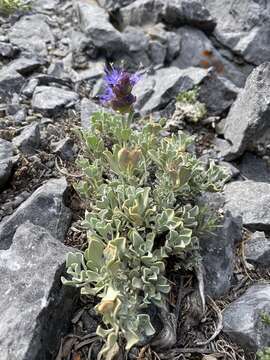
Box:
[0,0,270,359]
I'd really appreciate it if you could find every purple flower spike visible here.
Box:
[100,66,141,113]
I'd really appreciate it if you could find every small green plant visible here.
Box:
[258,348,270,360]
[261,312,270,326]
[175,87,207,123]
[0,0,30,14]
[62,67,228,359]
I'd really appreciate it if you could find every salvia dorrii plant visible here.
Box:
[62,66,229,359]
[258,348,270,360]
[0,0,30,14]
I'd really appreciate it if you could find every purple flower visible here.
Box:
[100,66,141,113]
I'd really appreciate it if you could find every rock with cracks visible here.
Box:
[0,222,77,360]
[223,284,270,352]
[0,178,72,250]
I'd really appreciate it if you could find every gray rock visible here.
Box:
[223,63,270,160]
[98,0,135,11]
[237,153,270,183]
[22,78,39,98]
[12,122,40,155]
[162,0,216,32]
[75,0,124,56]
[172,26,251,88]
[32,86,79,116]
[225,180,270,231]
[0,160,13,190]
[198,192,242,298]
[53,137,75,161]
[120,0,164,27]
[0,222,77,360]
[0,138,14,160]
[9,15,54,56]
[7,57,44,76]
[33,0,59,11]
[0,42,18,58]
[203,0,270,65]
[199,70,239,115]
[134,66,208,115]
[223,284,270,351]
[81,97,103,129]
[0,67,26,100]
[71,30,99,66]
[0,178,72,249]
[74,60,105,82]
[149,40,167,65]
[244,231,270,267]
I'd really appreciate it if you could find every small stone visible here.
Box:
[22,78,39,98]
[12,122,40,155]
[199,70,239,116]
[7,57,44,76]
[237,152,270,183]
[223,284,270,351]
[244,232,270,267]
[32,86,79,116]
[0,67,26,101]
[0,178,72,249]
[0,222,78,360]
[53,137,75,161]
[0,42,19,58]
[225,180,270,231]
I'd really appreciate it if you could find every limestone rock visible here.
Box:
[0,178,72,249]
[0,222,77,360]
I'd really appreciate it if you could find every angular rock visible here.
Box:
[172,26,251,88]
[12,122,40,155]
[22,78,39,98]
[7,57,44,76]
[80,97,104,129]
[223,63,270,160]
[74,0,124,56]
[98,0,135,11]
[53,138,75,161]
[244,231,270,267]
[198,192,242,298]
[204,0,270,65]
[237,153,270,184]
[0,67,26,100]
[223,284,270,351]
[71,30,99,67]
[120,0,164,27]
[0,42,19,58]
[0,160,13,190]
[0,138,14,161]
[162,0,216,32]
[0,178,72,249]
[225,180,270,231]
[134,66,208,115]
[32,86,79,116]
[9,15,54,56]
[199,70,239,115]
[0,222,77,360]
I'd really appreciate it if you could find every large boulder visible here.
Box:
[74,0,124,56]
[225,180,270,231]
[223,63,270,160]
[198,192,242,298]
[32,86,79,116]
[203,0,270,65]
[134,66,208,115]
[223,284,270,351]
[0,178,72,249]
[0,222,77,360]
